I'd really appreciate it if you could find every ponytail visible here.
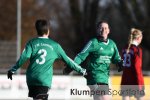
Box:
[126,33,133,53]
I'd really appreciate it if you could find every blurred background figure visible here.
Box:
[121,28,145,100]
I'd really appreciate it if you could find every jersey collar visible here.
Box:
[102,39,109,45]
[38,37,49,39]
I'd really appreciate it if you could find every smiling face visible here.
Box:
[97,22,110,40]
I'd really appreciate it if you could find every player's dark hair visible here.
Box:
[96,20,109,36]
[96,21,108,30]
[35,19,49,36]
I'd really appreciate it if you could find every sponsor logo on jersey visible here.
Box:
[100,47,104,51]
[35,43,53,50]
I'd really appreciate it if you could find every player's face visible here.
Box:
[98,23,110,39]
[137,35,143,44]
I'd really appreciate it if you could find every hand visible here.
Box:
[83,71,92,79]
[82,69,87,76]
[7,70,13,80]
[117,60,124,72]
[63,67,73,75]
[118,66,123,72]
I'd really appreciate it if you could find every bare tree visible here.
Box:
[1,0,150,71]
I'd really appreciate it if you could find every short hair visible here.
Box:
[35,19,49,36]
[96,21,109,36]
[96,21,109,30]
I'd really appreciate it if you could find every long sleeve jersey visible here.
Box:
[121,44,144,90]
[74,38,121,85]
[9,37,85,88]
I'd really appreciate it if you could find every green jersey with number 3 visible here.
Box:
[10,37,84,87]
[74,38,121,85]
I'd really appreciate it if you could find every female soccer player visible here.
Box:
[121,28,145,100]
[7,19,86,100]
[64,21,123,100]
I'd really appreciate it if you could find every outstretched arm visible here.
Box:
[7,42,32,80]
[63,40,93,74]
[56,44,86,75]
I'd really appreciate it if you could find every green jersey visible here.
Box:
[10,37,85,88]
[74,38,121,85]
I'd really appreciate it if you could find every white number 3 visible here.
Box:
[36,49,47,65]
